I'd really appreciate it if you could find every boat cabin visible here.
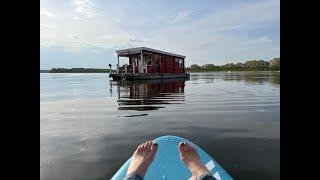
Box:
[110,47,189,80]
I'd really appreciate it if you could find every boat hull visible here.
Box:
[109,73,190,81]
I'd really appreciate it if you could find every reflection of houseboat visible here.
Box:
[113,78,186,111]
[109,47,190,81]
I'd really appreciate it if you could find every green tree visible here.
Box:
[202,64,215,71]
[189,64,202,71]
[245,60,270,71]
[269,58,280,71]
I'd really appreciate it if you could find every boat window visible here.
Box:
[139,58,143,65]
[145,55,151,65]
[132,57,137,66]
[179,59,183,67]
[162,56,166,61]
[152,54,156,65]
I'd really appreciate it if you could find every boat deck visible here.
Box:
[109,73,190,81]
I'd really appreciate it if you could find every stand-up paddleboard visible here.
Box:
[111,135,233,180]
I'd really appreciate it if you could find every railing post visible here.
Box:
[140,50,143,74]
[117,55,120,73]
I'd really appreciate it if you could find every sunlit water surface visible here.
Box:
[40,72,280,180]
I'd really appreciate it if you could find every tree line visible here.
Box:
[41,57,280,73]
[186,58,280,72]
[45,68,111,73]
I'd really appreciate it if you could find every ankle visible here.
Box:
[125,173,144,180]
[127,167,147,177]
[189,163,210,177]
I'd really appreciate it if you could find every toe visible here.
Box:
[138,144,144,152]
[185,143,191,151]
[151,142,158,152]
[178,142,186,151]
[142,142,149,151]
[146,141,152,150]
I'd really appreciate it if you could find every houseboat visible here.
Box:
[109,47,190,80]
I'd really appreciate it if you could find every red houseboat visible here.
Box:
[109,47,190,80]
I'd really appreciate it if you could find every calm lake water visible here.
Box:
[40,72,280,180]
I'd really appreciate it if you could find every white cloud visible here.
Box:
[143,0,279,65]
[172,11,191,22]
[98,34,130,44]
[129,38,143,43]
[67,34,80,40]
[40,0,279,68]
[196,0,279,32]
[40,8,56,17]
[111,17,121,24]
[73,0,98,18]
[40,23,57,29]
[256,36,273,43]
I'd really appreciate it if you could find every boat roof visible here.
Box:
[116,47,186,59]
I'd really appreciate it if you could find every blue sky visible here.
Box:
[40,0,280,69]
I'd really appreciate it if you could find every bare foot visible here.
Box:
[126,141,158,176]
[178,142,211,178]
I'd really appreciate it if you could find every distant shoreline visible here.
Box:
[40,68,110,73]
[186,70,280,73]
[40,69,280,73]
[41,58,280,73]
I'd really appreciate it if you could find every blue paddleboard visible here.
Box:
[111,135,233,180]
